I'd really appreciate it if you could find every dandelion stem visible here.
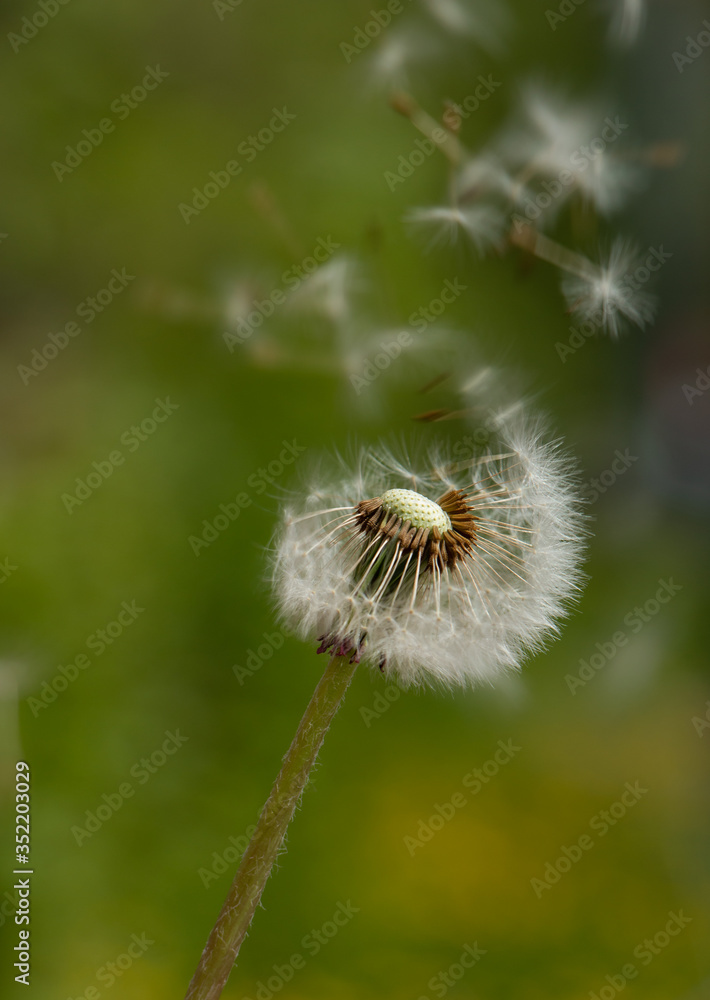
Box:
[509,224,596,281]
[184,653,358,1000]
[390,91,463,166]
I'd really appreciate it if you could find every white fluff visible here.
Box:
[561,238,657,338]
[405,204,506,255]
[496,85,640,217]
[605,0,646,47]
[271,410,585,689]
[420,0,510,52]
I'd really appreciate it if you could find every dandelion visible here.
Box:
[561,238,657,338]
[185,404,584,999]
[273,414,584,687]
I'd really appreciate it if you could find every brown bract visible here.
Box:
[354,488,477,574]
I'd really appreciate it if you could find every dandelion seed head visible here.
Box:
[380,488,453,532]
[271,409,585,688]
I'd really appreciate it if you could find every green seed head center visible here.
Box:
[380,488,451,533]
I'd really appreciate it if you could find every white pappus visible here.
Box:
[271,410,585,688]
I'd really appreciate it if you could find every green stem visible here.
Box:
[184,654,358,1000]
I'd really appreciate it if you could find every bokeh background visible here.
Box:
[1,1,709,998]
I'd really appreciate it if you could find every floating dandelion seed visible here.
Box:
[561,238,657,338]
[606,0,646,47]
[455,152,522,204]
[273,416,584,688]
[285,255,360,324]
[370,33,412,90]
[368,27,441,92]
[405,204,506,254]
[496,85,640,216]
[420,0,510,52]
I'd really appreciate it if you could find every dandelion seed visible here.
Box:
[368,27,441,91]
[420,0,510,52]
[455,153,522,204]
[498,86,595,180]
[285,255,360,324]
[497,85,640,216]
[223,278,262,333]
[561,238,657,338]
[272,414,585,688]
[605,0,646,47]
[405,204,506,254]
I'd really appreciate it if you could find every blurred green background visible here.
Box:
[1,1,709,998]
